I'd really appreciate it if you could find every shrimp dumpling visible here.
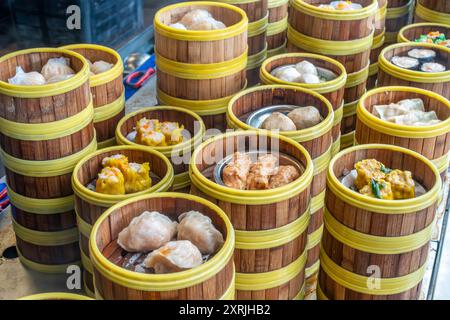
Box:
[299,73,321,84]
[295,60,318,76]
[189,17,226,30]
[169,22,187,30]
[124,162,152,193]
[91,61,114,74]
[95,167,126,195]
[277,67,302,82]
[41,57,75,81]
[287,106,322,129]
[177,211,224,255]
[138,131,166,147]
[143,240,203,274]
[118,211,178,252]
[261,112,297,131]
[8,67,46,85]
[180,9,212,27]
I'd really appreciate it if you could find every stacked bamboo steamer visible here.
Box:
[215,0,269,86]
[226,86,334,297]
[398,23,450,45]
[190,131,313,300]
[259,53,347,157]
[154,1,248,132]
[0,48,96,273]
[287,0,378,150]
[414,0,450,25]
[318,144,441,300]
[267,0,289,57]
[89,192,235,300]
[367,0,387,90]
[385,0,414,45]
[61,44,125,149]
[71,146,174,296]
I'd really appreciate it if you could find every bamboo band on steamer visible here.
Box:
[415,2,450,24]
[290,0,378,20]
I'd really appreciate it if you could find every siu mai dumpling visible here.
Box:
[136,118,160,133]
[160,121,184,145]
[41,57,75,81]
[246,154,278,190]
[95,167,126,195]
[177,211,224,255]
[102,154,129,175]
[268,165,300,189]
[138,131,166,147]
[222,152,252,190]
[143,240,203,274]
[117,211,178,252]
[124,162,152,193]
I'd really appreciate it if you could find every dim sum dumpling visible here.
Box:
[91,61,114,74]
[46,74,75,83]
[299,73,320,84]
[169,22,187,30]
[189,17,226,30]
[8,67,46,85]
[143,240,203,274]
[261,112,297,131]
[160,121,184,145]
[124,162,152,193]
[180,9,212,27]
[95,167,126,195]
[177,211,224,255]
[102,154,129,175]
[118,211,178,252]
[295,60,318,76]
[275,67,302,82]
[138,131,166,146]
[287,106,322,129]
[41,57,75,81]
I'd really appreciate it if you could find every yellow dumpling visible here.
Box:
[385,169,415,199]
[136,118,160,133]
[359,179,394,200]
[124,162,152,193]
[354,159,386,190]
[138,131,166,147]
[96,167,126,195]
[160,121,184,146]
[102,154,129,175]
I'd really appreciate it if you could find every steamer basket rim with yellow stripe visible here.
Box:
[357,86,450,138]
[378,42,450,83]
[0,47,89,98]
[385,0,414,18]
[291,0,378,20]
[60,43,123,87]
[89,192,234,291]
[327,144,441,214]
[72,145,174,207]
[115,106,206,157]
[415,1,450,24]
[154,1,248,42]
[189,130,313,205]
[268,0,289,7]
[18,293,93,300]
[227,84,334,142]
[260,53,347,93]
[397,22,450,43]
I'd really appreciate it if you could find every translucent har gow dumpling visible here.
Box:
[261,112,297,131]
[299,73,320,84]
[180,9,212,27]
[143,240,203,274]
[177,211,224,255]
[41,57,75,81]
[295,60,318,76]
[117,211,178,252]
[8,67,46,85]
[189,17,226,30]
[276,67,302,82]
[287,106,322,129]
[46,74,75,84]
[169,22,187,30]
[91,61,114,75]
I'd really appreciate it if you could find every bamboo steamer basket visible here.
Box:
[154,2,248,131]
[398,23,450,44]
[89,192,234,300]
[83,268,95,298]
[367,30,386,90]
[189,130,313,299]
[71,145,174,291]
[385,0,414,44]
[115,106,206,191]
[340,130,355,150]
[319,144,441,299]
[61,44,125,149]
[259,53,347,157]
[267,0,289,53]
[18,293,93,300]
[0,47,96,273]
[374,0,387,37]
[287,0,376,74]
[414,0,450,24]
[377,43,450,98]
[355,86,450,204]
[246,44,268,86]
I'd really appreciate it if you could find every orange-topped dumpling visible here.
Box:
[354,159,386,190]
[138,131,166,147]
[124,162,152,193]
[136,118,160,134]
[102,154,129,175]
[385,169,415,199]
[96,167,126,195]
[160,121,184,146]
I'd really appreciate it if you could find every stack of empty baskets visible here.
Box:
[287,0,378,149]
[367,0,387,90]
[414,0,450,25]
[267,0,289,57]
[0,48,96,273]
[385,0,414,45]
